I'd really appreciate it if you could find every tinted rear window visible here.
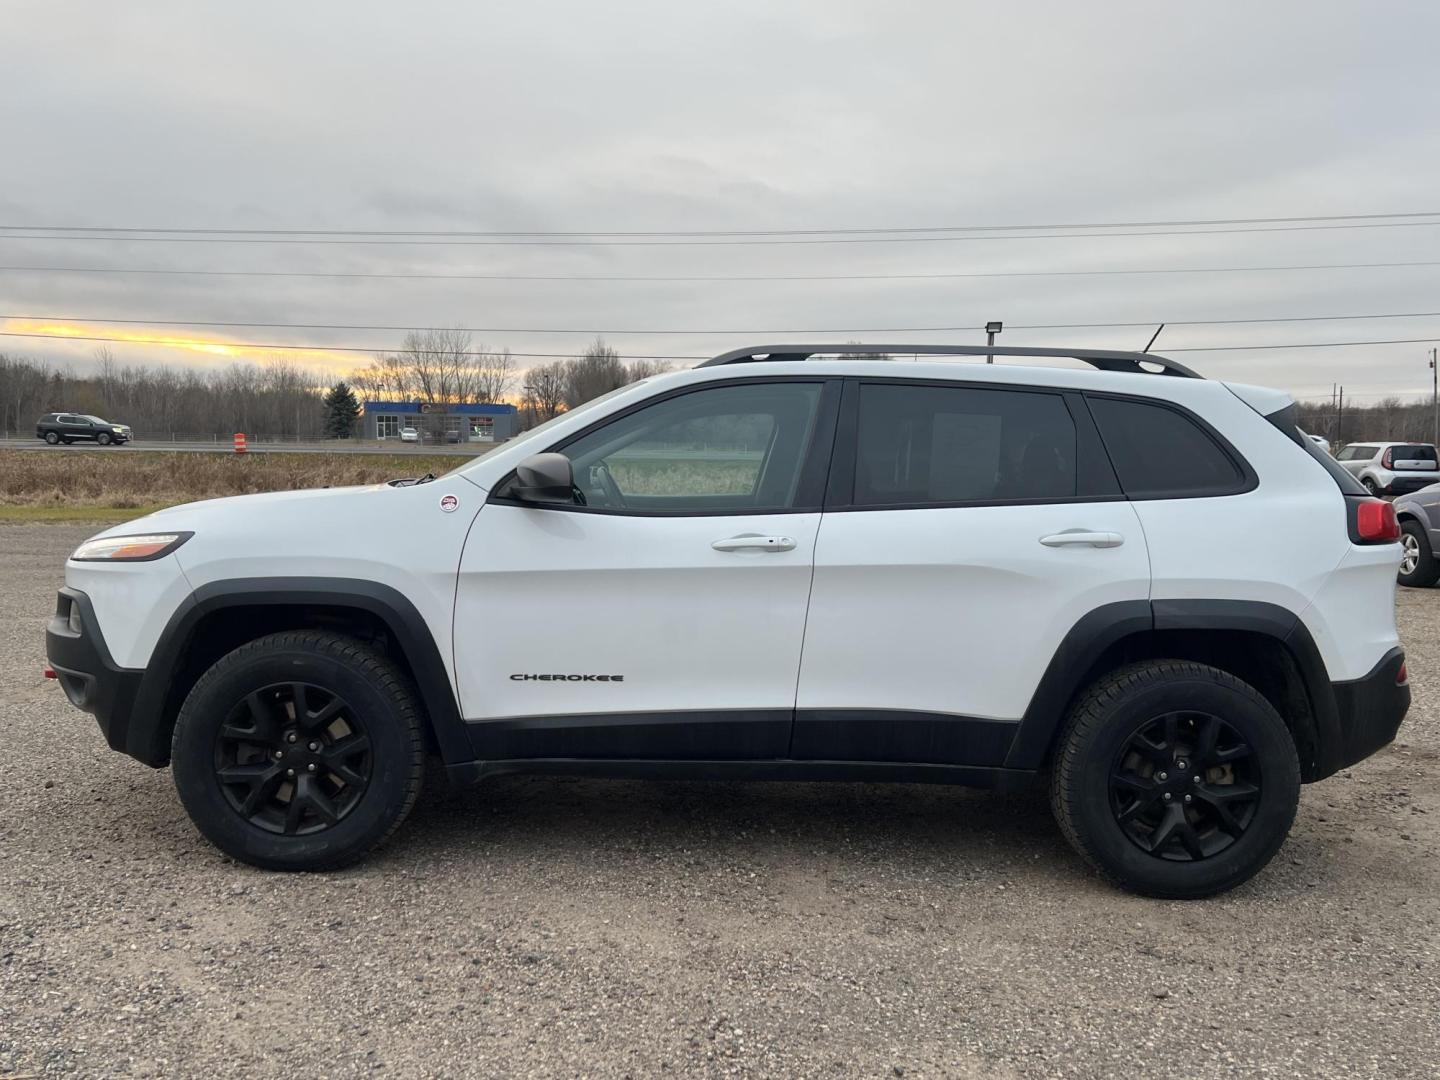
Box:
[1393,445,1438,463]
[853,383,1079,506]
[1087,396,1248,498]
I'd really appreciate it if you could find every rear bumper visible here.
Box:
[1381,476,1438,495]
[1328,646,1409,772]
[45,589,148,761]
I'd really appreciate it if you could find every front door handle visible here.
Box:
[1039,530,1124,549]
[712,534,797,552]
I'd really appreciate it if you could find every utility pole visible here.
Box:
[1337,385,1344,446]
[1431,348,1438,446]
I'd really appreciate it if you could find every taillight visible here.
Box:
[1397,661,1409,686]
[1381,447,1394,469]
[1352,498,1400,543]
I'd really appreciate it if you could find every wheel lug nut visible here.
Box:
[286,768,295,777]
[1157,772,1168,781]
[1163,793,1173,801]
[1178,761,1188,770]
[1193,774,1201,784]
[307,763,317,772]
[1184,795,1193,803]
[273,751,283,760]
[287,734,297,743]
[308,742,319,752]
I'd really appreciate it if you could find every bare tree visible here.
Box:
[564,338,627,408]
[523,360,569,422]
[626,358,671,382]
[470,346,517,403]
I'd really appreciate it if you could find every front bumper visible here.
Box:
[45,589,146,759]
[1328,646,1409,772]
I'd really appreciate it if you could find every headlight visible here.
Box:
[112,426,124,432]
[71,532,192,562]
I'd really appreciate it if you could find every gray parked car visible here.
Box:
[1392,484,1440,587]
[1335,442,1440,495]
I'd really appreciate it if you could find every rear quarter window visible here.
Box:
[1086,395,1252,499]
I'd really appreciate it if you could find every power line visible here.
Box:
[3,259,1440,284]
[9,310,1440,336]
[4,329,1439,359]
[3,209,1437,238]
[4,221,1440,246]
[0,331,698,360]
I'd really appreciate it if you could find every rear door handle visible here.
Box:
[712,534,797,552]
[1039,530,1124,548]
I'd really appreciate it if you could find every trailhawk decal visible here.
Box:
[509,673,625,682]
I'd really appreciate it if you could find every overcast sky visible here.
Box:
[4,0,1440,403]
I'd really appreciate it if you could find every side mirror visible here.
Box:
[512,452,575,504]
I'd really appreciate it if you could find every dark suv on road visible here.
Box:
[35,413,132,445]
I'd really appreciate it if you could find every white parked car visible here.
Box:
[399,427,420,443]
[1335,441,1440,495]
[45,343,1409,898]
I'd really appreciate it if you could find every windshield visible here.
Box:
[450,381,653,474]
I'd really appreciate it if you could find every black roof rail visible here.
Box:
[697,343,1202,378]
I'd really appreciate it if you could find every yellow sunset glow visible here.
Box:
[2,319,363,369]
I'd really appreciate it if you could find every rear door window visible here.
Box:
[852,383,1081,506]
[1087,395,1251,499]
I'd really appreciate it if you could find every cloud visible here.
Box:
[2,0,1439,402]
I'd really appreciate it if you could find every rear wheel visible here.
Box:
[171,631,425,870]
[1362,476,1382,495]
[1398,520,1440,587]
[43,431,59,444]
[1050,660,1300,898]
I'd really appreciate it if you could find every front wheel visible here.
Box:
[1050,660,1300,899]
[171,631,425,870]
[96,432,112,445]
[1399,520,1440,587]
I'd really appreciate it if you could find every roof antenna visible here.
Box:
[1142,323,1165,353]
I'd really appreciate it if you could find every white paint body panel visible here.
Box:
[65,555,194,670]
[61,356,1402,725]
[66,476,484,691]
[453,504,820,719]
[797,502,1150,720]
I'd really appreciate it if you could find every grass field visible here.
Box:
[0,449,463,522]
[0,448,766,523]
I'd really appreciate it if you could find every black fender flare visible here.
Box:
[130,577,469,766]
[1002,598,1341,776]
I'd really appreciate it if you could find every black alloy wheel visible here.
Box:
[1108,711,1259,861]
[214,681,373,836]
[171,630,424,870]
[1050,660,1300,898]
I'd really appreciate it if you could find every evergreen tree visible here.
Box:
[322,380,360,439]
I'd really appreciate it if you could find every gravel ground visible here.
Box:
[2,524,1438,1079]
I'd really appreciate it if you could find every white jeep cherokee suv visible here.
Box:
[46,344,1409,898]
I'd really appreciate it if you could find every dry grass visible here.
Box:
[0,448,463,515]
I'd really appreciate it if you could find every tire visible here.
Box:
[171,631,425,871]
[1049,660,1300,899]
[96,432,112,445]
[1362,476,1381,495]
[1398,519,1440,587]
[43,431,59,444]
